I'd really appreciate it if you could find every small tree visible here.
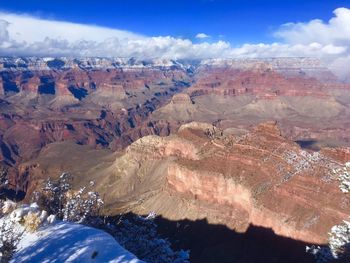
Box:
[113,213,190,263]
[0,167,8,187]
[34,173,103,224]
[0,219,23,262]
[36,172,72,218]
[62,183,104,223]
[328,220,350,261]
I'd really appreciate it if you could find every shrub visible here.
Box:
[0,219,23,262]
[62,186,103,223]
[2,200,16,215]
[36,172,73,218]
[23,213,41,233]
[113,213,190,263]
[34,173,103,224]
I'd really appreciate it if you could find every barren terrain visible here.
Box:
[0,57,350,261]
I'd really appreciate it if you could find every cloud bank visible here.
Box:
[273,7,350,77]
[0,8,349,76]
[0,12,231,59]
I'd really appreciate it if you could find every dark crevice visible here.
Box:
[3,82,19,93]
[38,76,55,95]
[68,86,88,100]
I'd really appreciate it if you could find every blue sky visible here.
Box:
[0,0,350,69]
[1,0,349,44]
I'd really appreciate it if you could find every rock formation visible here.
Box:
[1,57,350,252]
[22,122,350,245]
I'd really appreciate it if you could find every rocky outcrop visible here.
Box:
[0,62,192,191]
[0,67,190,98]
[0,57,194,71]
[151,62,350,145]
[18,121,350,245]
[170,93,193,104]
[200,57,338,82]
[103,122,350,244]
[188,68,347,99]
[2,56,350,215]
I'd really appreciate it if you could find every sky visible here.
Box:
[0,0,349,44]
[0,0,350,75]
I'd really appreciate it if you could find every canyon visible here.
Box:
[22,121,350,243]
[0,57,350,261]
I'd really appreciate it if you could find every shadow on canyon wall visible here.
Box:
[0,187,26,202]
[295,140,320,151]
[136,213,318,263]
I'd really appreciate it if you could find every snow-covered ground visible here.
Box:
[0,201,143,263]
[0,182,189,263]
[11,221,144,263]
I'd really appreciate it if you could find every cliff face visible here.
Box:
[124,122,350,244]
[0,61,191,170]
[1,57,350,235]
[21,121,350,245]
[152,61,350,145]
[189,57,349,99]
[5,56,346,167]
[0,68,188,98]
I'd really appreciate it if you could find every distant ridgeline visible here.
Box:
[0,56,327,71]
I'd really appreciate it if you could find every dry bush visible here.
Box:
[2,200,16,215]
[23,213,41,233]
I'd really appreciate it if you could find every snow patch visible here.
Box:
[11,221,143,263]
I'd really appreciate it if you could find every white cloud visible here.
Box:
[0,12,237,59]
[272,7,350,77]
[195,33,210,39]
[275,8,350,46]
[0,8,350,77]
[0,20,9,44]
[0,12,142,43]
[0,12,233,58]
